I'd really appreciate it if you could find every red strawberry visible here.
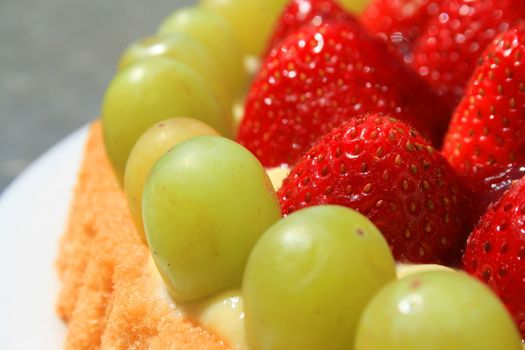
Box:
[278,114,470,265]
[362,0,444,60]
[443,26,525,218]
[238,21,450,168]
[265,0,358,54]
[463,176,525,337]
[411,0,525,109]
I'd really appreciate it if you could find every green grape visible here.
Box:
[124,118,219,242]
[118,33,234,125]
[265,0,289,21]
[142,136,281,301]
[243,205,396,350]
[355,271,522,350]
[337,0,370,13]
[200,0,288,56]
[101,57,230,181]
[158,7,248,94]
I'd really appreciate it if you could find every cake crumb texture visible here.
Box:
[56,122,230,350]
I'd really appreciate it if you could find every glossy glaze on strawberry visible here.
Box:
[265,0,358,54]
[362,0,444,60]
[463,176,525,337]
[411,0,525,109]
[238,21,449,167]
[443,26,525,218]
[278,115,470,265]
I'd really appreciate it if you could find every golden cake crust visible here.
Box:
[56,122,230,350]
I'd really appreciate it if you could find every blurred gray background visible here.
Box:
[0,0,194,193]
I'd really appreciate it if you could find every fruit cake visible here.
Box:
[57,0,525,349]
[56,121,524,349]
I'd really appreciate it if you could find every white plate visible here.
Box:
[0,126,89,350]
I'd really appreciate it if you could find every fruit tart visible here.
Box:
[57,0,525,349]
